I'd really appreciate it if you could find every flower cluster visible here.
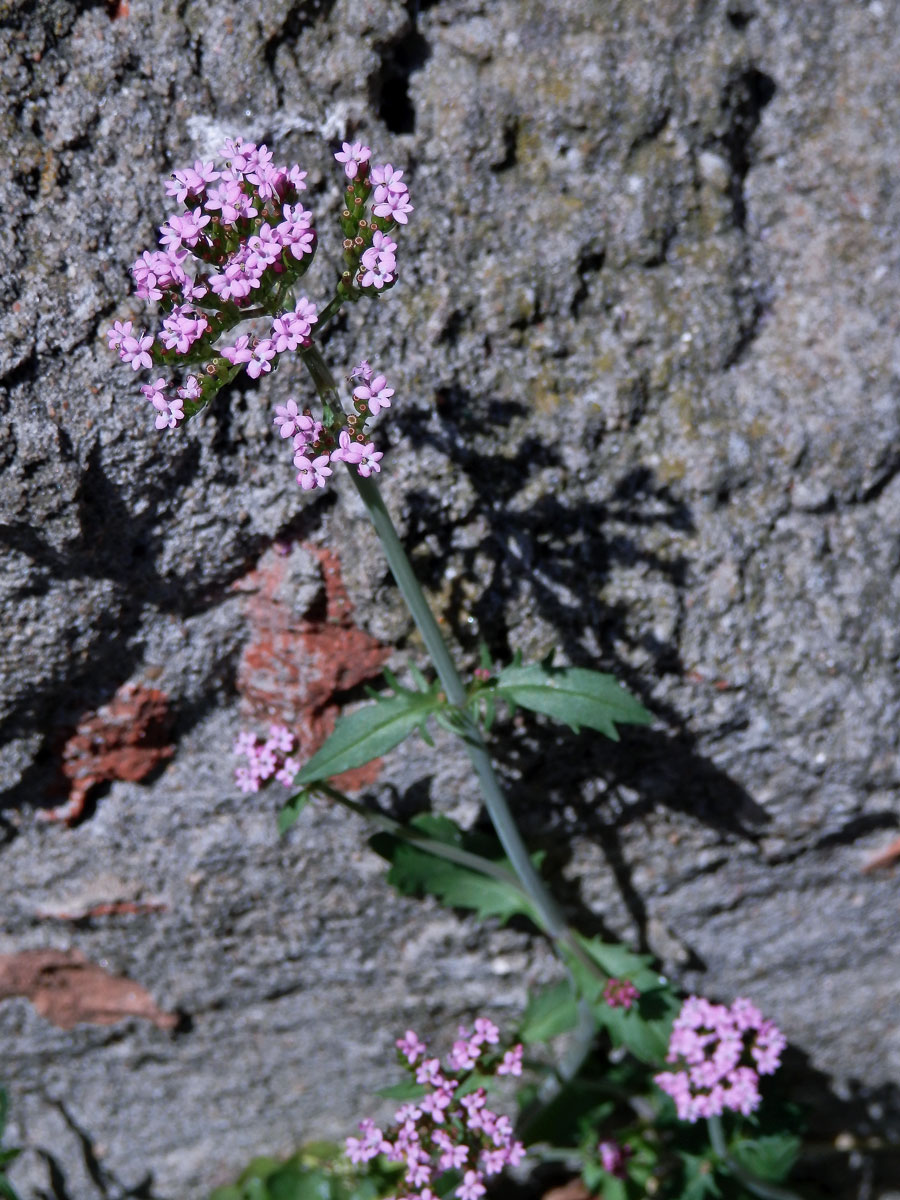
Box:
[654,996,786,1122]
[602,978,640,1010]
[270,358,392,492]
[346,1020,525,1200]
[334,142,412,301]
[108,138,317,430]
[108,136,412,502]
[233,726,299,794]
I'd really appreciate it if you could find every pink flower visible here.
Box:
[275,757,299,787]
[331,429,365,465]
[396,1030,426,1065]
[221,335,253,366]
[374,188,413,224]
[472,1017,500,1046]
[335,141,372,179]
[598,1140,632,1179]
[353,374,394,416]
[119,331,154,370]
[178,375,204,402]
[161,209,211,249]
[496,1044,523,1076]
[295,454,333,491]
[165,160,219,204]
[415,1057,442,1086]
[371,163,406,196]
[106,319,132,350]
[355,443,383,478]
[274,400,308,439]
[246,338,276,379]
[603,978,640,1010]
[456,1171,485,1200]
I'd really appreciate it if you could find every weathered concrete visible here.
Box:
[1,0,899,1195]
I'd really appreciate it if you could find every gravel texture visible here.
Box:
[1,0,899,1196]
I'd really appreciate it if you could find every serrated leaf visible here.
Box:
[575,938,665,994]
[278,791,311,835]
[493,664,651,740]
[296,690,444,784]
[408,664,430,692]
[519,980,580,1044]
[730,1135,800,1183]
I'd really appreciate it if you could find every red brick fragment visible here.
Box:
[41,683,173,824]
[236,543,390,789]
[862,834,900,872]
[0,949,178,1031]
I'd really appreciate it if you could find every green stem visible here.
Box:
[300,342,597,969]
[316,293,346,330]
[707,1116,803,1200]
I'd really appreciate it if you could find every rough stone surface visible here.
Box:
[1,0,899,1196]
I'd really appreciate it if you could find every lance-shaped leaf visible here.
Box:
[493,662,651,740]
[296,688,445,784]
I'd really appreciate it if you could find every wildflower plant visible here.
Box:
[110,140,805,1200]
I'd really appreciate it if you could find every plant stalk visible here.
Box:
[300,343,599,976]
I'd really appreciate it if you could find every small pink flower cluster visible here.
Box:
[233,725,300,793]
[602,978,640,1010]
[598,1139,633,1179]
[221,296,318,380]
[654,995,786,1122]
[271,358,392,492]
[333,142,412,298]
[108,138,316,430]
[346,1020,525,1200]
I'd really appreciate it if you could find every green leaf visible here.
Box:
[369,815,537,926]
[519,980,580,1044]
[296,690,444,784]
[267,1166,334,1200]
[679,1153,722,1200]
[730,1135,800,1183]
[278,791,312,835]
[493,664,651,740]
[520,1077,616,1147]
[375,1081,429,1101]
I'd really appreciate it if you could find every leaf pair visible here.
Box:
[289,658,651,793]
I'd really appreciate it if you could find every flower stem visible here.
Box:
[300,344,600,978]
